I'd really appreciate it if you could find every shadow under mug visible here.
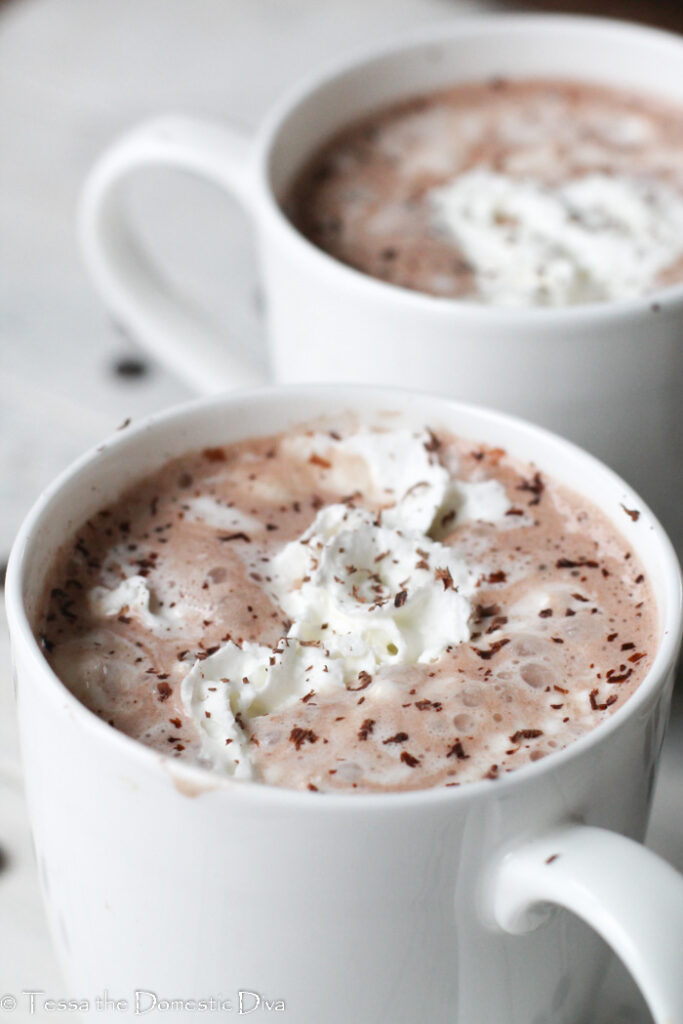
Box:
[5,385,683,1024]
[78,14,683,555]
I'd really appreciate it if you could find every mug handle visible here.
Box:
[489,823,683,1023]
[78,117,268,395]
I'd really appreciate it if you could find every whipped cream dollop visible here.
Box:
[90,575,184,635]
[179,429,510,777]
[284,428,511,533]
[271,504,473,670]
[430,169,683,306]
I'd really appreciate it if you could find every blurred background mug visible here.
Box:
[79,15,683,551]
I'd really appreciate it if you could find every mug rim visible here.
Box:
[251,12,683,323]
[6,384,683,810]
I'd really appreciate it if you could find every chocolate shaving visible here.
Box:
[606,667,633,684]
[556,557,599,569]
[289,726,318,750]
[309,453,332,469]
[202,447,226,462]
[415,699,442,711]
[394,589,408,608]
[473,638,510,660]
[590,689,618,711]
[447,740,469,760]
[400,751,420,768]
[157,682,172,702]
[435,567,454,590]
[348,671,373,691]
[484,570,507,585]
[621,505,640,522]
[218,532,250,543]
[383,732,409,745]
[517,471,545,505]
[358,718,375,741]
[509,728,543,743]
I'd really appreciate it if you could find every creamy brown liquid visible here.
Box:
[39,422,657,793]
[286,78,683,300]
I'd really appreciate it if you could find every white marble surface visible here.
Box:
[0,1,680,1021]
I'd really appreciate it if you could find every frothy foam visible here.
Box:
[39,420,657,792]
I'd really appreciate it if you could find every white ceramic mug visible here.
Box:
[78,15,683,553]
[6,385,683,1024]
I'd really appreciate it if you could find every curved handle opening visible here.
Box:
[488,823,683,1024]
[79,116,267,395]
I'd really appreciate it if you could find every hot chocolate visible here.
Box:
[286,78,683,306]
[38,419,656,793]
